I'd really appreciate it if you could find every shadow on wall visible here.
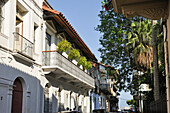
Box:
[44,75,86,113]
[52,94,58,112]
[58,97,83,113]
[58,103,83,113]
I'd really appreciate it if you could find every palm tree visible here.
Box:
[152,20,160,101]
[124,19,153,71]
[125,19,163,101]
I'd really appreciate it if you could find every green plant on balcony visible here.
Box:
[84,61,92,70]
[78,56,87,67]
[57,40,72,53]
[68,49,80,60]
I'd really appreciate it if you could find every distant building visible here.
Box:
[90,62,119,112]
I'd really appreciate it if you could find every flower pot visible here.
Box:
[72,59,78,65]
[62,52,68,58]
[84,69,87,73]
[79,65,83,69]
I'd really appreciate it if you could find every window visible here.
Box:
[33,23,38,52]
[56,34,64,45]
[100,97,102,107]
[44,33,51,65]
[0,1,5,33]
[15,2,28,35]
[16,6,24,35]
[45,33,51,51]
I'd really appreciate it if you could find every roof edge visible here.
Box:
[42,3,97,61]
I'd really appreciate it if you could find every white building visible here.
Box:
[41,1,97,112]
[0,0,96,113]
[0,0,44,113]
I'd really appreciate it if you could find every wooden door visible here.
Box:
[11,78,23,113]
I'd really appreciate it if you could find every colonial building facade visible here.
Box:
[0,0,44,113]
[0,0,119,113]
[41,1,97,112]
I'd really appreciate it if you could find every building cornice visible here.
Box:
[112,0,168,20]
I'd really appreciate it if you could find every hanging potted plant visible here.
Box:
[84,61,92,69]
[68,49,80,65]
[57,40,72,58]
[78,56,87,69]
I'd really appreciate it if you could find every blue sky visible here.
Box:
[47,0,102,60]
[47,0,132,109]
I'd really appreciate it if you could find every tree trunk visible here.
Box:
[152,20,160,101]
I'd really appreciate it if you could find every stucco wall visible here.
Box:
[0,63,42,113]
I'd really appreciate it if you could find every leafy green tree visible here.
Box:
[96,4,143,91]
[125,19,165,100]
[96,2,166,101]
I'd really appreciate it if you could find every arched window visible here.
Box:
[11,78,23,113]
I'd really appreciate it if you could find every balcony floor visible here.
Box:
[42,65,94,94]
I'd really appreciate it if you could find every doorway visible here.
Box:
[11,78,23,113]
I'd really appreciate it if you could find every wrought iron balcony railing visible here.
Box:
[13,32,33,58]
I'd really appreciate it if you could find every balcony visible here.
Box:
[100,83,112,95]
[100,78,115,95]
[42,51,95,93]
[13,32,34,63]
